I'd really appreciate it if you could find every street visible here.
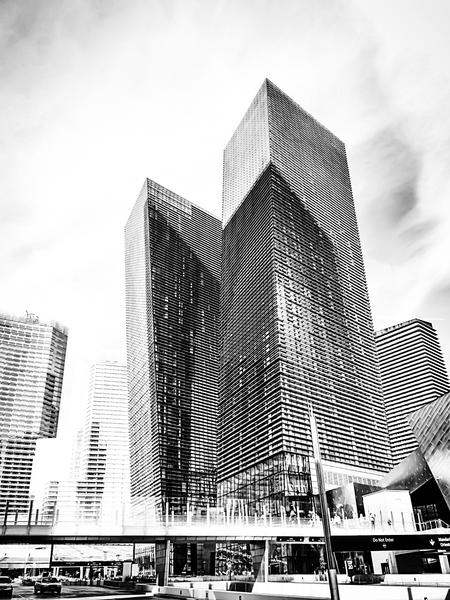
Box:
[11,585,147,599]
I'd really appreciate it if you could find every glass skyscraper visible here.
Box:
[376,319,449,465]
[219,80,391,515]
[125,179,221,514]
[0,312,67,514]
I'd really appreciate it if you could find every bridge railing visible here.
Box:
[1,505,423,536]
[1,496,435,536]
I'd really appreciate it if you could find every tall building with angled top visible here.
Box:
[0,312,67,514]
[125,179,221,514]
[219,79,391,515]
[375,319,449,466]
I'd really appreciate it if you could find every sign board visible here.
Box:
[332,535,450,552]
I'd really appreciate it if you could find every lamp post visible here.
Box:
[27,497,35,535]
[308,404,340,600]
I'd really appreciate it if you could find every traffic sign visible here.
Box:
[331,534,450,552]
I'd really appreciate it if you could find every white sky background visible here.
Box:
[2,0,450,474]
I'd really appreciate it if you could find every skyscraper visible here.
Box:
[34,362,131,525]
[77,361,131,522]
[0,312,67,514]
[219,80,391,515]
[375,319,449,465]
[125,179,221,514]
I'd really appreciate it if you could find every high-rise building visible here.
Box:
[375,319,449,466]
[219,79,391,515]
[0,312,67,514]
[78,361,131,522]
[125,179,221,514]
[35,362,131,525]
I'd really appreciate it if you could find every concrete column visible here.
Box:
[155,539,171,586]
[387,552,398,574]
[439,554,450,574]
[250,540,269,582]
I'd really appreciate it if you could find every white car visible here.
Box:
[34,577,61,595]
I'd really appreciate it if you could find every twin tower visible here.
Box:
[124,79,392,517]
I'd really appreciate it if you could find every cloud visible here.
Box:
[1,0,450,449]
[352,124,423,263]
[334,1,450,369]
[419,281,450,369]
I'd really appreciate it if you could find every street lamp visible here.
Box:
[308,404,340,600]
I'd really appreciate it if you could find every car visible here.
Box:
[0,576,13,598]
[34,578,61,595]
[21,577,35,586]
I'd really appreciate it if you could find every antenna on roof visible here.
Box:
[25,310,39,323]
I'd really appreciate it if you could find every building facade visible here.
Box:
[77,361,131,522]
[219,79,391,515]
[125,179,221,514]
[375,319,449,465]
[36,362,131,525]
[0,312,67,514]
[406,391,450,514]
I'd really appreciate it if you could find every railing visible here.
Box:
[416,518,450,531]
[0,513,424,536]
[2,499,446,536]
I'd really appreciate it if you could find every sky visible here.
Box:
[1,0,450,469]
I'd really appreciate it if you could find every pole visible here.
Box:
[49,544,54,572]
[164,539,170,586]
[27,499,34,535]
[2,500,10,535]
[309,404,340,600]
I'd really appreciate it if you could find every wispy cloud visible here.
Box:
[1,0,450,438]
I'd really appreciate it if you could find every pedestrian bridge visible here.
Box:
[1,515,449,587]
[0,514,448,546]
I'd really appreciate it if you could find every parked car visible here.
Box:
[34,578,61,595]
[21,577,35,586]
[0,576,13,598]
